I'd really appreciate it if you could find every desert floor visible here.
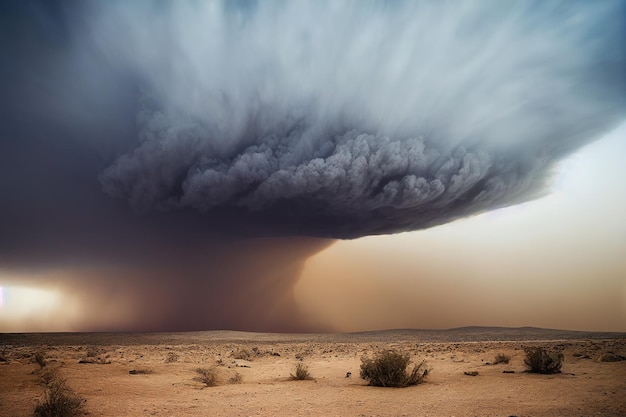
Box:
[1,328,625,417]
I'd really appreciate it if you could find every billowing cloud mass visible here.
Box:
[95,0,625,237]
[0,0,624,331]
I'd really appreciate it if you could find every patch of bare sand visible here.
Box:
[1,330,625,416]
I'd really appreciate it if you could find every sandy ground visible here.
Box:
[1,328,625,417]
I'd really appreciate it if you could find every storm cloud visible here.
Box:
[95,0,626,237]
[0,0,624,331]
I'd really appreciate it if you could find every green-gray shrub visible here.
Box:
[523,347,563,374]
[360,350,428,388]
[290,363,312,380]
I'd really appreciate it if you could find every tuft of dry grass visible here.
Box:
[194,367,218,387]
[33,369,85,417]
[290,363,312,380]
[360,350,429,388]
[229,372,242,384]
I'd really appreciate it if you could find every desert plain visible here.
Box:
[1,327,625,417]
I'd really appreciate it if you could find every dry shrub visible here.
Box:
[194,367,218,387]
[229,372,242,384]
[493,353,511,364]
[290,363,312,380]
[231,349,252,361]
[78,356,110,365]
[360,350,428,388]
[599,353,626,362]
[33,372,85,417]
[165,352,179,363]
[78,347,110,364]
[38,367,61,386]
[523,347,563,374]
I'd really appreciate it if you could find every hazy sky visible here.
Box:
[297,123,626,332]
[0,1,624,333]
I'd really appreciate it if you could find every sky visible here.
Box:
[0,0,625,333]
[297,123,626,332]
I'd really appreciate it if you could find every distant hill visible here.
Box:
[1,326,624,347]
[347,326,626,343]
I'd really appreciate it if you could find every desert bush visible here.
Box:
[33,375,85,417]
[290,363,312,380]
[523,347,563,374]
[360,350,428,388]
[493,353,510,364]
[231,349,252,361]
[194,367,218,387]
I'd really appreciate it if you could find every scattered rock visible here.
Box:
[346,372,352,378]
[502,370,515,374]
[464,371,479,376]
[129,369,153,375]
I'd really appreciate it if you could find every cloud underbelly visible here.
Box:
[97,1,625,238]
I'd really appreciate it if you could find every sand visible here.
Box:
[1,328,625,417]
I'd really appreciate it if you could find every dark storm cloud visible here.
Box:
[0,1,624,331]
[94,0,625,238]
